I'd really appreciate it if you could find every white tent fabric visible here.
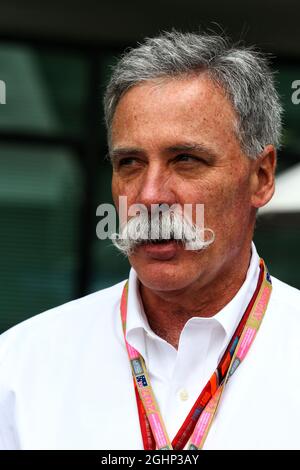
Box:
[260,163,300,214]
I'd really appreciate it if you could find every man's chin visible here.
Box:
[137,267,196,293]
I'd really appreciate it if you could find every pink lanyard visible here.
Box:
[121,259,272,450]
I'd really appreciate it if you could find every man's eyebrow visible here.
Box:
[166,143,218,162]
[110,143,218,163]
[110,147,145,162]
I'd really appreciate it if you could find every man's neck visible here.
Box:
[139,247,252,349]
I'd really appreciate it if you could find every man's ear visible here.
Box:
[250,145,277,209]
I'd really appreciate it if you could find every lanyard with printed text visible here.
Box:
[120,259,272,450]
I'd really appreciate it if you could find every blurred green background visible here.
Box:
[0,0,299,333]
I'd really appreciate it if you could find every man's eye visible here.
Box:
[175,154,199,163]
[118,157,137,167]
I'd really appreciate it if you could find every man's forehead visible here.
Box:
[115,74,228,110]
[111,75,238,138]
[109,74,243,162]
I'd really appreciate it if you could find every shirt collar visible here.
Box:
[126,242,260,359]
[210,243,260,337]
[126,267,152,359]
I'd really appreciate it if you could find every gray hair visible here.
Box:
[103,30,283,158]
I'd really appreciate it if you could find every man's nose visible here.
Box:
[136,163,176,208]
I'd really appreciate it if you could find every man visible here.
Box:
[0,31,299,450]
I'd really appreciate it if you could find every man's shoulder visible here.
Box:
[269,275,300,317]
[271,276,300,304]
[0,278,127,359]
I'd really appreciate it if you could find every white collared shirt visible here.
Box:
[0,244,300,449]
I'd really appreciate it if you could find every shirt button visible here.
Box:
[179,389,189,401]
